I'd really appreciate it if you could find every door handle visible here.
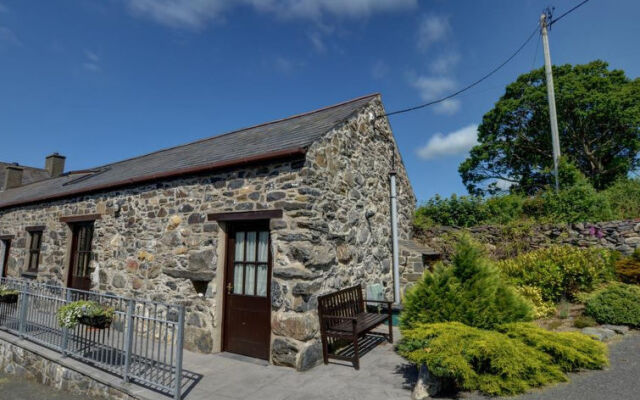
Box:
[226,283,233,294]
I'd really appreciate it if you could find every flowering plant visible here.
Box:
[57,300,114,329]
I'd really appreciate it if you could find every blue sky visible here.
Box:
[1,1,639,203]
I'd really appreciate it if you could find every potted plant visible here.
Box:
[57,300,115,329]
[0,286,19,304]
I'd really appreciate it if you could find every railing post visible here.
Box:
[122,299,135,384]
[61,289,72,356]
[174,305,185,400]
[18,282,29,338]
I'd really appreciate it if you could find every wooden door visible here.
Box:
[223,221,272,360]
[67,222,94,291]
[0,239,10,278]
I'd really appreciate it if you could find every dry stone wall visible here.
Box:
[416,219,640,263]
[0,95,416,370]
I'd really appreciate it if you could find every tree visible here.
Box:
[459,61,640,195]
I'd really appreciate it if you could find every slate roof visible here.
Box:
[0,162,50,191]
[0,94,379,209]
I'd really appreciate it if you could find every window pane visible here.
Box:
[256,264,268,297]
[0,241,6,271]
[234,232,245,262]
[246,232,257,262]
[29,253,38,271]
[245,265,255,295]
[233,263,244,294]
[257,232,269,262]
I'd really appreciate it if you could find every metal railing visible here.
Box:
[0,277,185,399]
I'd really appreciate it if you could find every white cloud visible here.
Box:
[434,99,461,115]
[308,31,326,53]
[83,50,101,72]
[125,0,416,29]
[430,51,460,74]
[371,60,389,80]
[412,76,456,101]
[417,14,450,52]
[417,124,478,160]
[0,26,21,48]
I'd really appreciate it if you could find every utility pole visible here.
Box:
[540,11,561,192]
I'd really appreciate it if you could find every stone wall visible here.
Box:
[415,219,640,264]
[0,95,415,370]
[0,338,136,400]
[268,96,415,369]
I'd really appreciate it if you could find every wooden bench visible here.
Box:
[317,284,393,369]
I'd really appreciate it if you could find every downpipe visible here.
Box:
[390,171,401,305]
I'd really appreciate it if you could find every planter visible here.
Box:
[0,293,18,304]
[78,314,112,329]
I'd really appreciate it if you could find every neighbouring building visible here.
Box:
[0,94,433,370]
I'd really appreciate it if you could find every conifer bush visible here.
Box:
[398,322,607,396]
[584,283,640,327]
[400,236,533,330]
[614,248,640,284]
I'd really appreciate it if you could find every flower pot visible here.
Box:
[78,314,112,329]
[0,293,18,304]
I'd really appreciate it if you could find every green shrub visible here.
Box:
[398,322,607,396]
[515,286,556,319]
[498,246,617,302]
[573,315,597,328]
[584,283,640,327]
[614,249,640,284]
[497,323,608,371]
[603,178,640,220]
[0,286,18,296]
[401,236,533,330]
[414,194,489,228]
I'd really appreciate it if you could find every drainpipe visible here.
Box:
[389,171,401,305]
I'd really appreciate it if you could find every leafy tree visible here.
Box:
[460,61,640,195]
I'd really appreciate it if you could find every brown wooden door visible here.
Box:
[67,222,94,291]
[223,221,272,360]
[0,239,10,278]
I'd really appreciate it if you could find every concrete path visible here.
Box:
[181,328,416,400]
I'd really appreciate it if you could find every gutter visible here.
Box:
[0,147,307,210]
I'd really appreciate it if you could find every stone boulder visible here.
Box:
[581,327,617,341]
[412,365,444,399]
[272,311,318,341]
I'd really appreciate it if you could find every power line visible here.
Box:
[380,0,592,119]
[550,0,591,26]
[381,24,539,118]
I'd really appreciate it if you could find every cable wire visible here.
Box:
[550,0,591,26]
[380,24,539,118]
[380,0,593,119]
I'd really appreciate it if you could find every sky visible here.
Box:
[1,0,639,203]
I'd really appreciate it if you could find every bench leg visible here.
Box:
[388,316,394,343]
[321,335,329,365]
[352,335,360,370]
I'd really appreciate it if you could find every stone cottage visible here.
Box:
[0,94,430,370]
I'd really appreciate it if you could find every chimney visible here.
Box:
[45,153,66,177]
[4,164,24,189]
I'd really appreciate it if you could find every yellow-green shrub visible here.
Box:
[398,322,607,396]
[516,286,556,318]
[498,246,616,302]
[584,283,640,327]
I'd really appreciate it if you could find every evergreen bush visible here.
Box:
[584,283,640,327]
[398,322,607,396]
[400,236,533,330]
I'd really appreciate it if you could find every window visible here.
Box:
[1,238,11,277]
[27,230,43,273]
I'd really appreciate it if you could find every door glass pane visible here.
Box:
[245,265,255,295]
[246,232,257,262]
[256,264,268,297]
[257,232,268,262]
[234,232,245,261]
[0,241,6,271]
[233,263,244,294]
